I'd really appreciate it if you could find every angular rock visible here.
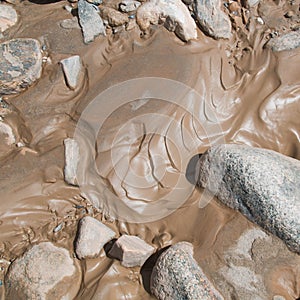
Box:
[64,138,80,185]
[136,0,197,42]
[60,55,82,90]
[266,31,300,52]
[196,144,300,254]
[119,0,141,12]
[5,242,81,300]
[78,0,106,44]
[0,38,42,95]
[101,7,128,27]
[0,4,18,33]
[75,216,116,259]
[109,235,155,267]
[192,0,231,39]
[151,242,224,300]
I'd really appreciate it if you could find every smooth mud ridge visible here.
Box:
[0,0,299,299]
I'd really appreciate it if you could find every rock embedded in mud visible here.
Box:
[75,216,116,259]
[196,144,300,254]
[64,138,80,185]
[0,38,42,95]
[266,31,300,52]
[5,242,81,300]
[101,7,128,27]
[151,242,224,300]
[109,235,155,267]
[78,0,106,44]
[119,0,141,12]
[136,0,197,42]
[192,0,232,39]
[60,55,82,90]
[0,4,18,33]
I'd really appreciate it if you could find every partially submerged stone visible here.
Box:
[0,4,18,33]
[5,242,81,300]
[64,138,80,185]
[151,242,224,299]
[266,31,300,52]
[136,0,197,42]
[196,144,300,254]
[192,0,232,39]
[75,216,116,259]
[109,235,155,267]
[0,38,42,94]
[78,0,106,44]
[60,55,82,90]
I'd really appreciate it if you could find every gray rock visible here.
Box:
[75,216,116,259]
[245,0,260,7]
[119,0,141,12]
[137,0,197,42]
[196,144,300,254]
[78,0,106,44]
[266,31,300,52]
[60,55,82,90]
[64,138,80,185]
[192,0,232,39]
[5,242,81,300]
[109,235,155,267]
[0,38,42,95]
[0,4,18,33]
[151,242,224,300]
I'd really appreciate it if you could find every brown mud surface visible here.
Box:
[0,0,299,299]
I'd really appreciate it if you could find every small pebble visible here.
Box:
[284,11,294,18]
[257,17,264,25]
[0,280,3,286]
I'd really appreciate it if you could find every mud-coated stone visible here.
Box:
[0,38,42,95]
[151,242,224,299]
[196,144,300,254]
[192,0,232,39]
[5,242,81,300]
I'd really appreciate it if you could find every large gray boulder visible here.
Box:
[196,144,300,254]
[0,38,42,94]
[192,0,232,39]
[151,242,224,299]
[78,0,106,44]
[5,242,81,300]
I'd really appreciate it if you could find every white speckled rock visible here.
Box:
[60,55,82,90]
[151,242,224,299]
[266,31,300,52]
[196,144,300,254]
[0,38,42,95]
[0,4,18,33]
[78,0,106,44]
[136,0,197,42]
[64,138,80,185]
[192,0,232,39]
[5,242,81,300]
[75,216,116,259]
[109,235,155,267]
